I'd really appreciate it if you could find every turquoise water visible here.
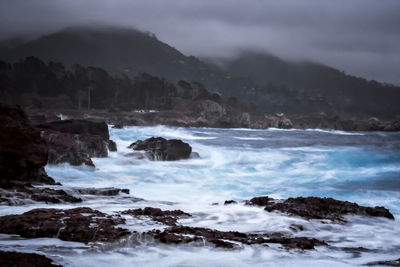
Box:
[1,126,400,266]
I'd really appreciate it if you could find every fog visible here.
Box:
[1,0,399,84]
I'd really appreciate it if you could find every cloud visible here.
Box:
[1,0,399,85]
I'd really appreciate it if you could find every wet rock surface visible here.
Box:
[0,207,129,243]
[0,104,56,188]
[150,226,326,249]
[246,196,394,221]
[364,258,400,266]
[128,137,193,161]
[122,207,191,226]
[0,251,61,267]
[38,120,116,167]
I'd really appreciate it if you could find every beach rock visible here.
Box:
[122,207,191,226]
[247,196,394,221]
[0,251,61,267]
[0,104,56,188]
[0,207,129,243]
[128,137,192,161]
[224,200,237,205]
[364,258,400,266]
[150,226,326,249]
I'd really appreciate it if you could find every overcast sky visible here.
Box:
[1,0,399,85]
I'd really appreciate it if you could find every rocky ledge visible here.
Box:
[122,207,191,226]
[150,226,326,250]
[0,207,129,243]
[0,251,61,267]
[37,119,117,167]
[246,196,394,222]
[128,137,194,161]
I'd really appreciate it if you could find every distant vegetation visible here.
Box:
[1,26,399,119]
[0,56,222,111]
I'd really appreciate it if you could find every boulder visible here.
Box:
[38,120,115,166]
[0,104,56,187]
[128,137,192,161]
[0,207,129,244]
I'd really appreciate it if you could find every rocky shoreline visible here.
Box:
[0,104,398,266]
[26,107,400,132]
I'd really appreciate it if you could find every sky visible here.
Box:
[0,0,399,85]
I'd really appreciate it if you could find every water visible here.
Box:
[1,126,400,266]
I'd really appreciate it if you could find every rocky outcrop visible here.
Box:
[0,104,56,188]
[251,114,293,129]
[246,196,394,222]
[38,120,116,166]
[0,251,61,267]
[0,207,129,243]
[128,137,193,161]
[150,226,326,249]
[122,207,191,226]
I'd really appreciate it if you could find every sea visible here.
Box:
[1,125,399,266]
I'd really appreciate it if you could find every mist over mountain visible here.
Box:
[1,26,399,119]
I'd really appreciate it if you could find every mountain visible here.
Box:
[212,51,400,119]
[0,26,255,99]
[1,27,399,119]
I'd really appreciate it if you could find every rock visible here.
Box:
[122,207,191,226]
[107,140,117,152]
[364,258,400,266]
[150,226,326,250]
[247,196,394,222]
[224,200,237,205]
[246,196,272,206]
[112,123,124,129]
[128,137,192,161]
[0,104,56,188]
[38,120,115,167]
[251,115,293,129]
[74,187,129,196]
[37,119,109,141]
[0,207,129,243]
[0,251,61,267]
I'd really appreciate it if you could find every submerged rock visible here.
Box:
[150,226,326,249]
[122,207,191,226]
[246,196,394,221]
[0,104,56,188]
[0,251,61,267]
[0,207,129,243]
[128,137,193,161]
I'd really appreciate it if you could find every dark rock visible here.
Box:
[37,119,116,166]
[150,226,326,250]
[41,131,107,166]
[128,137,192,161]
[74,187,129,196]
[37,119,109,141]
[0,207,129,243]
[364,258,400,266]
[224,200,237,205]
[112,123,124,129]
[246,196,272,206]
[248,196,394,221]
[0,251,61,267]
[0,104,56,187]
[107,140,117,152]
[267,237,327,250]
[122,207,191,226]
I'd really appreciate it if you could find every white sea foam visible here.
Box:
[2,125,400,266]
